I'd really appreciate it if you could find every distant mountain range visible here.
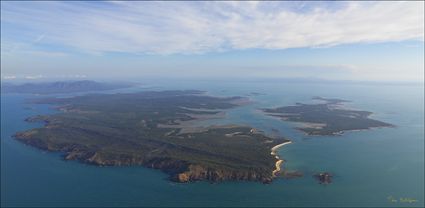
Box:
[1,80,133,94]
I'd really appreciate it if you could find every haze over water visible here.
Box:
[1,80,423,207]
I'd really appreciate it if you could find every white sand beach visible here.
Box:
[271,141,292,177]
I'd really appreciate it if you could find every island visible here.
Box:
[261,96,394,136]
[14,90,290,183]
[1,80,132,94]
[314,172,333,184]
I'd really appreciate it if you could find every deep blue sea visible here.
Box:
[1,80,424,207]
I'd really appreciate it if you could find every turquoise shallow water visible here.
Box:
[1,81,424,207]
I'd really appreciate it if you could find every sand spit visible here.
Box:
[271,141,292,177]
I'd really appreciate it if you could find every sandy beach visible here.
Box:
[272,159,284,176]
[271,141,292,156]
[271,141,292,177]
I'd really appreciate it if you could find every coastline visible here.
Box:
[300,124,396,136]
[271,141,292,177]
[272,160,284,177]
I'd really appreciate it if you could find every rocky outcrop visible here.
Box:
[170,164,273,183]
[86,154,274,183]
[314,172,333,184]
[14,131,49,150]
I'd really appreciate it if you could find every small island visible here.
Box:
[262,96,394,136]
[15,90,290,183]
[314,172,333,184]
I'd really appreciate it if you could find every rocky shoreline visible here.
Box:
[14,128,277,184]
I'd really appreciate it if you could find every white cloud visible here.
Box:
[2,75,16,80]
[1,1,423,54]
[24,75,44,80]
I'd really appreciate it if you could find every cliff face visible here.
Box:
[174,165,273,183]
[14,133,275,183]
[76,151,274,183]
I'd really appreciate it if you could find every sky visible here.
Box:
[1,1,424,82]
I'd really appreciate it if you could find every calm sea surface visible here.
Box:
[1,81,424,207]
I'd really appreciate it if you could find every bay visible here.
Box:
[1,80,423,207]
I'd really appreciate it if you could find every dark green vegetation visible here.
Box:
[15,90,286,183]
[262,96,394,135]
[1,80,132,94]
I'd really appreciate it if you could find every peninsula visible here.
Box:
[262,96,394,135]
[15,90,289,183]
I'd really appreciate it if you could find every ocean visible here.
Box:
[1,80,424,207]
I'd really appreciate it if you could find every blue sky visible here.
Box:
[1,1,424,82]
